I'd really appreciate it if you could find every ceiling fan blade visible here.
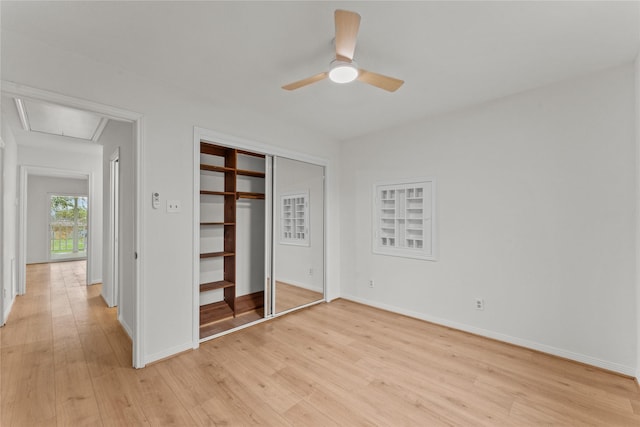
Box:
[357,69,404,92]
[282,72,328,91]
[335,10,361,61]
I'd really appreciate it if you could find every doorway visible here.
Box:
[49,194,88,261]
[4,81,144,368]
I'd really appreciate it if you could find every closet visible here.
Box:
[196,138,326,341]
[199,142,265,339]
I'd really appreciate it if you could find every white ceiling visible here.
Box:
[2,1,639,141]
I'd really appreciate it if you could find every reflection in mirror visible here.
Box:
[274,157,324,313]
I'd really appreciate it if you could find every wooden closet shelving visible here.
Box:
[198,141,266,339]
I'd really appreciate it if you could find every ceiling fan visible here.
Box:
[282,9,404,92]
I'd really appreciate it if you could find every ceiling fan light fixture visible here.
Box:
[328,60,358,83]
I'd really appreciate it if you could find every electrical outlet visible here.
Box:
[475,298,484,310]
[167,200,181,213]
[369,280,374,288]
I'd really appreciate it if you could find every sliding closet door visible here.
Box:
[272,157,325,314]
[264,155,274,317]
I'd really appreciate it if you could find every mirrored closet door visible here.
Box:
[271,157,325,315]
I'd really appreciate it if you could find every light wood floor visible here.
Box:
[2,262,640,426]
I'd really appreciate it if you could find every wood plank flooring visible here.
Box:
[2,261,640,425]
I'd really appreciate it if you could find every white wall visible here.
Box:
[26,176,88,264]
[341,64,637,375]
[1,120,18,324]
[17,137,103,284]
[0,137,3,322]
[101,120,135,336]
[635,55,640,383]
[275,157,324,293]
[1,29,342,363]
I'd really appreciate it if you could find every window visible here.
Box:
[50,195,88,260]
[373,178,435,260]
[280,192,309,246]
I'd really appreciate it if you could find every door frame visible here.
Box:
[20,166,92,289]
[192,126,329,349]
[3,81,146,368]
[47,191,90,262]
[0,136,5,326]
[108,148,121,310]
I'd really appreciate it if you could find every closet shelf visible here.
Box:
[199,141,266,340]
[237,169,266,178]
[200,301,234,326]
[200,251,235,259]
[237,149,265,158]
[200,190,235,196]
[237,192,265,200]
[200,280,235,292]
[200,164,236,173]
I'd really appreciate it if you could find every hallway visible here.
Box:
[0,261,137,425]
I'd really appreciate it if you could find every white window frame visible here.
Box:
[372,178,436,260]
[280,191,310,246]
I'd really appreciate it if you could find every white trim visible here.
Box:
[341,294,636,376]
[3,81,145,369]
[19,167,26,295]
[196,127,328,167]
[2,81,135,122]
[105,148,120,308]
[92,117,109,142]
[86,174,94,284]
[14,98,30,131]
[635,54,640,390]
[265,155,274,317]
[118,312,133,339]
[145,341,193,365]
[2,296,14,326]
[192,130,200,349]
[134,118,145,368]
[0,138,3,325]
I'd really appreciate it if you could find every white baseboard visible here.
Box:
[118,313,133,339]
[145,342,193,365]
[2,296,15,325]
[341,294,636,377]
